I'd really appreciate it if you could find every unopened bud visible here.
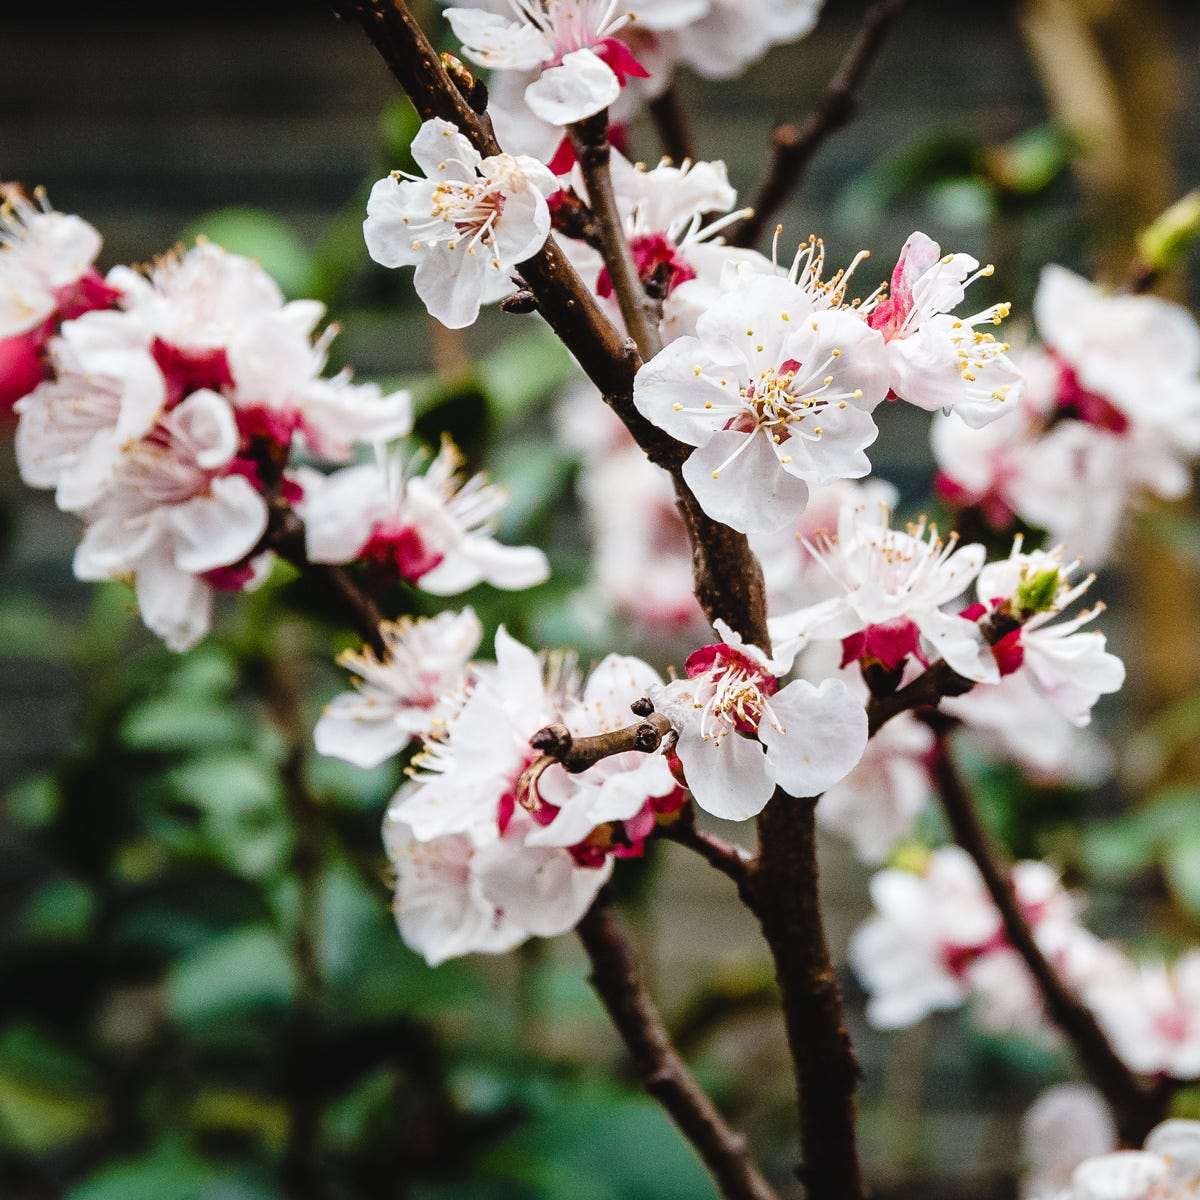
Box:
[1016,567,1061,616]
[1137,191,1200,274]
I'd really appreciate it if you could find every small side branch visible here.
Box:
[529,710,674,774]
[660,807,752,893]
[928,727,1170,1146]
[729,0,911,249]
[570,111,664,360]
[577,898,779,1200]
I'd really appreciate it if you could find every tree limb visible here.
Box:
[747,793,866,1199]
[577,898,779,1200]
[648,83,698,164]
[728,0,911,249]
[660,806,753,893]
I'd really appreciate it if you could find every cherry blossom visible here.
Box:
[1020,1085,1116,1200]
[72,389,269,652]
[314,608,484,769]
[969,542,1125,727]
[302,439,549,595]
[650,619,868,821]
[443,1,705,127]
[633,273,890,534]
[865,230,1023,426]
[364,118,557,328]
[768,499,993,681]
[0,189,119,408]
[561,151,763,343]
[1087,953,1200,1080]
[850,847,1079,1029]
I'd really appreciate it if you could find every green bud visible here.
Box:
[1138,191,1200,274]
[1016,567,1062,616]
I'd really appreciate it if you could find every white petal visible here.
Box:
[524,50,620,125]
[675,724,774,822]
[759,677,868,798]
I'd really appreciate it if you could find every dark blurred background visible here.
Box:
[3,2,1200,1198]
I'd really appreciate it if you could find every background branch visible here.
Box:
[927,726,1171,1146]
[728,0,911,249]
[648,84,698,164]
[577,898,779,1200]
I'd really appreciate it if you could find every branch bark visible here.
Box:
[570,111,664,359]
[928,727,1171,1146]
[747,793,866,1199]
[577,898,779,1200]
[728,0,911,249]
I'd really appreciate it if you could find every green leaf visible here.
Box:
[0,594,78,662]
[5,772,61,829]
[485,329,576,424]
[68,1140,224,1200]
[166,754,291,880]
[165,926,295,1030]
[18,877,96,941]
[121,699,247,754]
[1165,833,1200,917]
[0,1026,102,1153]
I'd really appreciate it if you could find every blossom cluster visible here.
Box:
[7,195,546,650]
[851,846,1200,1081]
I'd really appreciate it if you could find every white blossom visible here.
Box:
[865,230,1023,427]
[72,389,269,652]
[302,439,549,594]
[633,273,890,535]
[1050,1120,1200,1200]
[363,117,556,327]
[768,499,993,680]
[650,619,867,821]
[314,608,484,769]
[1021,1085,1117,1200]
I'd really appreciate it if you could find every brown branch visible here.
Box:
[729,0,911,249]
[577,898,779,1200]
[927,727,1171,1147]
[570,111,664,360]
[746,792,866,1199]
[528,711,674,774]
[867,611,1019,736]
[647,83,698,164]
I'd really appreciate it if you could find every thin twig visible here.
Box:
[577,898,779,1200]
[647,83,698,164]
[927,726,1171,1146]
[729,0,911,249]
[867,611,1019,736]
[529,711,675,773]
[570,111,664,359]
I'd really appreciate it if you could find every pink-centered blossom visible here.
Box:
[0,189,119,408]
[364,118,557,328]
[633,273,890,535]
[72,389,269,652]
[444,1,704,126]
[314,608,484,769]
[865,231,1023,427]
[649,619,868,821]
[768,499,993,681]
[301,439,549,594]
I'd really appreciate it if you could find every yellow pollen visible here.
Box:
[673,402,683,411]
